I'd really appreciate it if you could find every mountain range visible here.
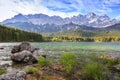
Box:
[1,12,120,33]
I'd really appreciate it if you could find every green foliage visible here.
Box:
[45,36,120,42]
[0,69,6,75]
[59,52,77,75]
[44,76,51,80]
[0,25,43,42]
[38,57,52,67]
[26,67,40,78]
[118,58,120,64]
[84,62,103,80]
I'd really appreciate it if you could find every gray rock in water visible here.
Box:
[33,49,46,60]
[11,50,34,63]
[0,61,12,69]
[0,71,26,80]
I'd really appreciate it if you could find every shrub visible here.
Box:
[38,57,52,67]
[0,69,6,75]
[26,67,40,78]
[84,62,103,80]
[59,52,77,75]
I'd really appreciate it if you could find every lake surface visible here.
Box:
[0,42,120,66]
[32,42,120,51]
[32,42,120,56]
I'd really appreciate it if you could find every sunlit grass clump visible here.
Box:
[59,52,77,75]
[38,57,52,67]
[44,76,51,80]
[0,69,6,75]
[26,67,40,78]
[84,62,103,80]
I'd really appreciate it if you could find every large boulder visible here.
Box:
[11,50,35,63]
[11,42,34,54]
[11,42,46,63]
[0,71,26,80]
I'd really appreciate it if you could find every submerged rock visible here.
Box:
[111,64,120,72]
[0,61,12,69]
[33,49,46,59]
[99,54,118,61]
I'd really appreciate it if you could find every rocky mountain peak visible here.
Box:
[1,12,120,28]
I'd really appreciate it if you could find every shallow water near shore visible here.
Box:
[32,42,120,56]
[0,42,120,60]
[0,42,120,80]
[0,42,120,70]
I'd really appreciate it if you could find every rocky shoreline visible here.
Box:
[0,42,46,80]
[0,42,120,80]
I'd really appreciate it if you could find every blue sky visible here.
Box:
[0,0,120,21]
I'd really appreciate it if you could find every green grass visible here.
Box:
[0,69,6,75]
[38,57,52,67]
[44,76,51,80]
[25,67,40,78]
[31,42,120,80]
[59,52,77,75]
[84,62,103,80]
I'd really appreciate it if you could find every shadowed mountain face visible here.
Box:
[0,13,120,34]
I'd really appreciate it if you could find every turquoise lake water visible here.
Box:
[0,42,120,58]
[0,42,120,65]
[32,42,120,51]
[32,42,120,56]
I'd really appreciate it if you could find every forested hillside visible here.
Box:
[44,24,120,42]
[0,25,43,42]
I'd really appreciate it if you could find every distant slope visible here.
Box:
[54,23,120,37]
[0,25,43,42]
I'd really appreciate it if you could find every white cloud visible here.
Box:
[104,0,120,6]
[115,15,120,20]
[0,0,119,22]
[0,0,80,22]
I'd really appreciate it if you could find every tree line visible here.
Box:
[0,25,43,42]
[44,36,120,42]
